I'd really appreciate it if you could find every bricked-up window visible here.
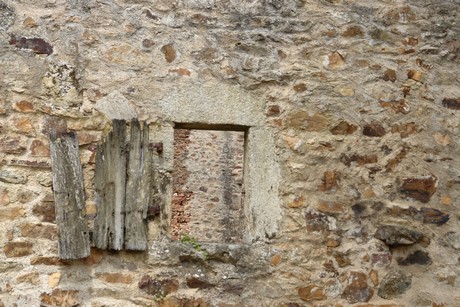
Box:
[171,129,245,243]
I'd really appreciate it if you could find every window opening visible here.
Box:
[171,128,245,243]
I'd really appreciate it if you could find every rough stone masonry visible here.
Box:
[0,0,459,306]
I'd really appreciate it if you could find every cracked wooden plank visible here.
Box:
[93,120,127,250]
[49,131,90,259]
[124,119,152,250]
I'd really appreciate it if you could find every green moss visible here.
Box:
[181,234,209,259]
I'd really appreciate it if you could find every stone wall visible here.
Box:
[1,0,459,306]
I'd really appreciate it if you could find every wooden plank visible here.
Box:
[93,120,127,250]
[124,119,152,250]
[49,131,90,259]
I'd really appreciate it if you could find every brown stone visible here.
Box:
[327,51,345,69]
[341,271,374,304]
[161,43,176,63]
[334,251,352,267]
[319,170,340,191]
[13,116,34,134]
[159,297,209,307]
[96,272,133,284]
[441,196,452,206]
[420,207,449,225]
[317,200,344,214]
[326,238,341,247]
[20,223,57,240]
[186,276,214,289]
[442,98,460,110]
[0,207,25,220]
[342,26,364,37]
[30,257,69,266]
[17,271,40,285]
[4,241,33,257]
[385,147,409,172]
[77,132,99,146]
[433,132,451,146]
[330,121,357,135]
[407,70,422,81]
[288,195,306,208]
[341,154,378,167]
[30,139,50,156]
[9,35,53,55]
[374,225,423,247]
[369,270,379,287]
[391,123,417,138]
[266,105,280,116]
[271,254,282,266]
[32,201,55,223]
[298,284,325,301]
[82,247,104,265]
[382,69,397,82]
[14,100,35,112]
[383,6,416,25]
[285,110,329,132]
[400,176,437,203]
[41,117,68,136]
[293,83,307,92]
[306,211,332,232]
[138,275,179,296]
[379,99,409,114]
[40,289,80,306]
[363,122,386,137]
[0,189,9,205]
[0,137,26,154]
[169,68,191,76]
[23,16,37,28]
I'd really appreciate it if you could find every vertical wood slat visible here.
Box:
[49,131,90,259]
[124,119,151,250]
[93,120,127,250]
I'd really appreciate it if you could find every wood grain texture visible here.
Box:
[93,120,127,250]
[49,131,90,259]
[124,119,151,250]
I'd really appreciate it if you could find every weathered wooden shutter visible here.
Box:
[49,131,90,259]
[93,119,152,251]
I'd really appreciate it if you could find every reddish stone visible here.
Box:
[0,137,26,154]
[9,35,53,55]
[382,69,397,82]
[266,105,280,116]
[41,117,68,136]
[363,123,386,137]
[330,121,357,135]
[400,176,437,203]
[4,241,33,257]
[383,6,416,25]
[30,140,50,157]
[161,43,176,63]
[442,98,460,110]
[96,272,133,284]
[40,289,80,306]
[20,223,57,240]
[298,284,325,301]
[14,100,34,112]
[32,200,55,223]
[341,271,374,304]
[82,248,104,265]
[319,170,340,191]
